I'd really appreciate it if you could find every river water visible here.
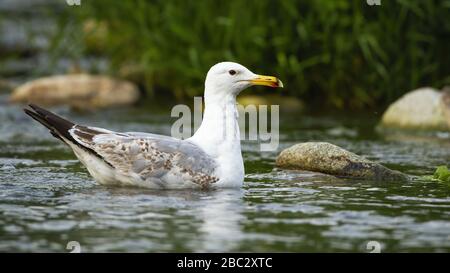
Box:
[0,94,449,252]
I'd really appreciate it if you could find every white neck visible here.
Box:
[190,87,241,155]
[188,85,244,186]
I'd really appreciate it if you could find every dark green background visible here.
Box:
[59,0,450,109]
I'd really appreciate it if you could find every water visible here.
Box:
[0,95,449,252]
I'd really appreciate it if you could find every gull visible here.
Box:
[24,62,283,189]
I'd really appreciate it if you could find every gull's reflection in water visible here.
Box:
[95,186,246,252]
[195,188,246,252]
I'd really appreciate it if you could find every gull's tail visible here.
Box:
[24,104,114,169]
[23,104,76,143]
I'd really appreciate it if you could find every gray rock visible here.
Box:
[380,87,449,131]
[9,74,140,109]
[276,142,408,181]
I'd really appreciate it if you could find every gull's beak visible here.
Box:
[249,74,284,88]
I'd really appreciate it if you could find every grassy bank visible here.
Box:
[55,0,450,109]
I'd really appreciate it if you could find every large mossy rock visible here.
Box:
[9,74,140,109]
[380,87,449,131]
[276,142,408,181]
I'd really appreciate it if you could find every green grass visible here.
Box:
[56,0,450,109]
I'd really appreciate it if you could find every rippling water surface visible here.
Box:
[1,95,449,252]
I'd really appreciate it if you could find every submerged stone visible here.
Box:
[276,142,408,181]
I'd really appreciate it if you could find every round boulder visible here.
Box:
[380,87,449,131]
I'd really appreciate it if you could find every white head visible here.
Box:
[204,62,283,99]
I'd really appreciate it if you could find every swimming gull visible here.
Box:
[24,62,283,189]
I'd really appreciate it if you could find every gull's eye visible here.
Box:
[229,70,237,76]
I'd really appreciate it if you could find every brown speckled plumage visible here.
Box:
[70,125,219,189]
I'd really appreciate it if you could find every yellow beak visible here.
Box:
[249,75,284,88]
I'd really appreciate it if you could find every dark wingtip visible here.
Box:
[24,103,34,110]
[23,107,38,118]
[23,108,32,117]
[28,103,42,112]
[23,104,43,118]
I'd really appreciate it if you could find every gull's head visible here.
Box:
[205,62,283,96]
